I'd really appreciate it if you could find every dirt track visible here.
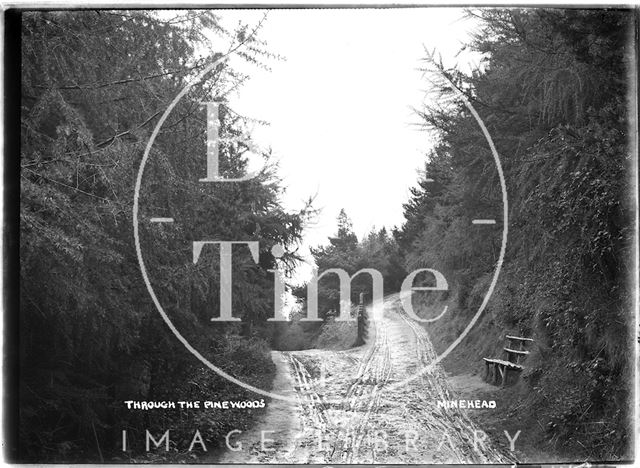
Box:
[216,293,514,464]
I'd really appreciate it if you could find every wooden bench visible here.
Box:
[503,347,529,364]
[483,334,534,386]
[483,358,523,386]
[506,335,534,343]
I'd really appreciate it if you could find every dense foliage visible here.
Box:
[15,7,635,463]
[19,10,305,461]
[274,210,405,352]
[398,9,634,460]
[297,209,406,319]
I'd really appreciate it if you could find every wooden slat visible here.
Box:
[482,358,523,370]
[504,347,530,355]
[505,335,534,342]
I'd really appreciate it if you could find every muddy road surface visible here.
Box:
[215,293,514,464]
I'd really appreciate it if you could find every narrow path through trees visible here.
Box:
[215,293,514,464]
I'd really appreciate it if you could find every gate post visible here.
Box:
[355,292,368,346]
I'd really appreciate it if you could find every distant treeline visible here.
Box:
[293,209,407,313]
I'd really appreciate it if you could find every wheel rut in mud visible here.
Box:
[215,293,514,464]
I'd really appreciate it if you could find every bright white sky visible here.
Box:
[214,8,482,280]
